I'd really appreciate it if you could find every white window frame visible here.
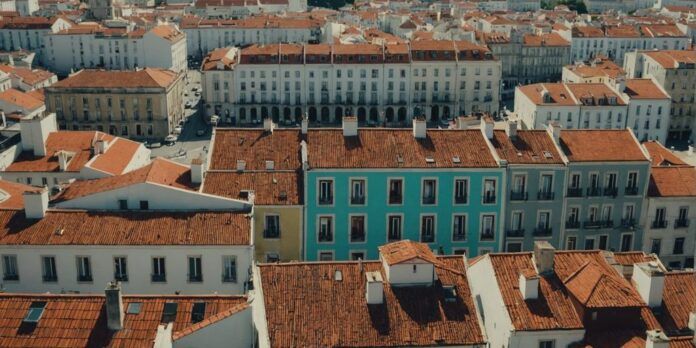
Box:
[452,213,467,242]
[348,177,367,206]
[317,178,334,206]
[386,213,404,242]
[479,213,496,242]
[419,214,437,243]
[482,177,497,205]
[317,214,335,244]
[76,255,92,282]
[386,177,404,206]
[421,177,438,206]
[453,177,469,205]
[318,251,335,261]
[348,213,367,244]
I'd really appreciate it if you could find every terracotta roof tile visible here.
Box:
[644,141,689,166]
[0,293,246,347]
[0,65,56,86]
[209,129,302,171]
[258,257,485,347]
[648,167,696,197]
[566,83,627,106]
[657,271,696,333]
[0,209,250,246]
[643,50,696,69]
[0,180,41,209]
[87,137,143,175]
[202,171,302,205]
[487,253,584,331]
[625,79,669,100]
[51,68,179,89]
[490,130,563,164]
[518,83,578,106]
[559,129,648,162]
[612,252,657,267]
[379,240,440,265]
[0,88,44,110]
[306,129,497,169]
[522,32,570,46]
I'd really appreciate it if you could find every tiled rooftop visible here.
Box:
[379,240,440,265]
[648,167,696,197]
[0,180,41,209]
[209,129,302,171]
[643,141,689,167]
[559,129,648,162]
[51,68,179,89]
[490,130,564,165]
[624,79,669,100]
[202,171,303,205]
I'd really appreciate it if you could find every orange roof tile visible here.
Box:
[566,83,627,106]
[559,129,648,162]
[523,32,570,46]
[518,83,578,106]
[648,167,696,197]
[209,129,302,171]
[379,240,440,265]
[202,171,302,205]
[657,271,696,333]
[0,64,56,86]
[0,88,44,110]
[491,130,564,164]
[612,252,657,267]
[257,257,485,347]
[643,50,696,69]
[625,79,669,100]
[0,293,246,347]
[0,180,40,209]
[305,129,498,169]
[51,68,179,89]
[0,209,250,245]
[643,141,689,166]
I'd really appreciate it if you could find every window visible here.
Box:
[318,216,333,242]
[626,172,638,194]
[511,174,526,200]
[650,239,661,255]
[191,302,206,323]
[453,215,466,241]
[350,179,366,205]
[42,256,57,282]
[388,179,403,204]
[598,235,608,250]
[454,179,468,204]
[76,256,92,282]
[536,212,551,235]
[350,215,365,243]
[264,215,280,238]
[350,251,365,260]
[24,302,46,323]
[480,215,495,240]
[152,257,166,282]
[222,256,237,282]
[119,199,128,210]
[566,236,577,250]
[188,256,202,282]
[673,237,685,255]
[388,215,402,241]
[318,180,333,205]
[539,340,555,348]
[539,174,553,200]
[420,215,435,243]
[2,255,18,281]
[114,256,128,281]
[162,302,177,323]
[319,252,334,261]
[483,179,496,204]
[139,200,149,210]
[585,238,595,250]
[620,234,633,252]
[422,179,437,205]
[676,207,689,228]
[127,302,142,314]
[507,242,522,252]
[653,207,667,228]
[511,211,523,234]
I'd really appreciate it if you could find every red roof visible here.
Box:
[379,240,440,265]
[51,68,179,89]
[0,180,40,209]
[202,171,302,205]
[657,271,696,333]
[643,141,689,167]
[559,129,648,162]
[490,130,564,165]
[210,129,302,171]
[648,167,696,197]
[0,293,247,348]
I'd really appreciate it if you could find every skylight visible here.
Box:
[161,302,178,323]
[23,302,47,323]
[191,302,206,323]
[127,302,142,315]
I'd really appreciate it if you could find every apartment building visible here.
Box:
[642,141,695,269]
[0,64,57,91]
[623,78,671,142]
[44,23,187,76]
[2,113,151,185]
[624,49,696,142]
[557,129,651,253]
[302,118,504,261]
[0,287,252,347]
[190,0,307,19]
[202,125,304,262]
[253,240,487,347]
[182,15,323,59]
[0,188,253,295]
[44,68,185,140]
[201,40,501,126]
[0,16,73,66]
[556,24,689,65]
[562,56,626,84]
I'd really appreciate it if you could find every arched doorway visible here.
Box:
[357,107,366,123]
[283,107,291,121]
[369,107,379,123]
[385,107,394,123]
[431,106,439,123]
[335,107,343,121]
[321,107,330,123]
[308,107,317,123]
[398,107,407,122]
[272,107,280,123]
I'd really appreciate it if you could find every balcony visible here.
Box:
[583,220,603,229]
[537,191,555,201]
[567,187,583,197]
[350,232,365,243]
[586,187,602,197]
[422,195,436,205]
[506,229,525,238]
[484,95,493,102]
[510,191,528,201]
[114,274,128,282]
[603,187,618,197]
[480,232,495,241]
[624,186,639,196]
[533,227,553,237]
[350,195,365,205]
[651,220,668,229]
[42,275,57,282]
[674,219,690,228]
[620,218,636,229]
[483,194,496,204]
[151,274,166,282]
[453,233,466,242]
[2,274,18,281]
[565,220,580,229]
[77,275,93,282]
[388,194,402,205]
[188,275,202,283]
[318,196,333,205]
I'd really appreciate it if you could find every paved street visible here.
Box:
[150,70,213,164]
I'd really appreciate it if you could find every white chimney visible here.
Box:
[263,117,274,133]
[632,262,665,308]
[343,116,358,137]
[688,311,696,345]
[412,117,426,139]
[93,139,109,155]
[480,116,494,139]
[20,113,57,157]
[236,160,246,172]
[546,121,561,143]
[105,281,124,331]
[615,76,626,93]
[190,157,204,184]
[518,272,539,300]
[301,114,308,134]
[506,120,518,138]
[365,271,384,305]
[645,330,669,348]
[23,188,48,219]
[533,241,555,274]
[57,151,72,172]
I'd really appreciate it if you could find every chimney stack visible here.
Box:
[412,117,426,139]
[236,160,246,172]
[93,139,109,155]
[533,241,555,274]
[645,330,669,348]
[518,272,539,300]
[480,116,494,139]
[57,151,72,172]
[688,311,696,345]
[105,281,124,331]
[19,113,57,157]
[190,157,204,184]
[546,121,561,143]
[632,262,665,308]
[23,187,49,219]
[301,114,308,134]
[342,116,358,137]
[505,120,518,138]
[365,271,384,305]
[263,117,274,133]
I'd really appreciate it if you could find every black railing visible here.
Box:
[350,196,365,205]
[674,219,690,228]
[188,275,202,283]
[3,274,18,281]
[506,229,525,237]
[422,196,436,205]
[151,274,166,282]
[621,218,636,228]
[77,275,93,282]
[584,220,602,229]
[483,194,496,204]
[624,186,639,195]
[565,220,580,229]
[114,274,128,282]
[318,196,333,205]
[603,187,618,197]
[567,188,583,197]
[264,229,280,239]
[651,220,668,229]
[43,275,57,282]
[533,227,553,237]
[537,191,555,201]
[510,191,528,201]
[389,194,402,204]
[587,187,602,197]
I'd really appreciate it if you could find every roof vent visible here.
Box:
[425,156,435,164]
[543,151,553,159]
[236,160,246,172]
[265,160,275,170]
[54,228,63,236]
[334,270,343,282]
[396,154,404,165]
[279,191,287,200]
[452,156,461,164]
